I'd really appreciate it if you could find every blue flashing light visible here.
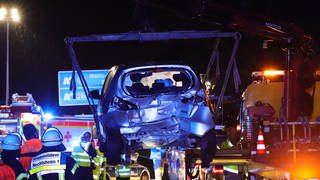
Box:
[44,113,53,120]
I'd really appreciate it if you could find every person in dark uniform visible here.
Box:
[71,131,97,180]
[1,132,28,180]
[28,127,79,180]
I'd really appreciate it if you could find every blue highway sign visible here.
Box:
[58,69,109,106]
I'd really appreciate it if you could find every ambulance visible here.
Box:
[45,115,153,180]
[45,114,95,152]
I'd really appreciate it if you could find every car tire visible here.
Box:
[105,127,122,165]
[200,129,216,168]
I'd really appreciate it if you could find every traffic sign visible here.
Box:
[58,69,109,106]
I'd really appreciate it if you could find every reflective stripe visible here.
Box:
[58,171,65,180]
[16,173,28,180]
[29,165,66,175]
[37,175,42,180]
[36,170,65,180]
[72,152,88,156]
[116,165,131,178]
[36,170,65,176]
[71,163,78,175]
[72,146,91,167]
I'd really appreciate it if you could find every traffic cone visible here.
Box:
[256,128,266,155]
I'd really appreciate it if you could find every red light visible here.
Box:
[212,166,224,174]
[236,124,241,131]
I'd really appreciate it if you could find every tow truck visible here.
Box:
[64,30,242,180]
[189,69,320,180]
[181,2,320,179]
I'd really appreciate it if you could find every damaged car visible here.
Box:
[65,31,241,169]
[92,64,216,166]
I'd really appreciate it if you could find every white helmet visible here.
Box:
[2,132,22,150]
[41,127,63,147]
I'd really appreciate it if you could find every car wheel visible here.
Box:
[200,129,216,168]
[105,127,122,165]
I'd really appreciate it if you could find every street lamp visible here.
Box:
[0,7,20,105]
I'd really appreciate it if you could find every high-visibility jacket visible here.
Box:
[71,142,92,167]
[93,148,106,180]
[28,151,79,180]
[20,138,43,170]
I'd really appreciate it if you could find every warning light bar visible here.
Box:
[251,70,285,77]
[263,70,285,76]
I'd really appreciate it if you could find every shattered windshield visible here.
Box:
[123,68,193,96]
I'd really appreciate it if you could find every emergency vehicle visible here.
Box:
[236,69,320,179]
[188,69,320,180]
[45,114,154,180]
[45,114,194,179]
[0,93,45,178]
[240,69,320,149]
[0,93,44,144]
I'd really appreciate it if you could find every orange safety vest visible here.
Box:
[20,139,43,170]
[0,163,16,179]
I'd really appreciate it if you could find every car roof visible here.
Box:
[113,64,193,73]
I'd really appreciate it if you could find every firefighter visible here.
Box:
[71,131,97,180]
[20,123,43,170]
[28,127,79,180]
[0,132,28,180]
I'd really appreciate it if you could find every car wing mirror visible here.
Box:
[89,90,101,99]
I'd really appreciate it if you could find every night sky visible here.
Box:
[0,0,319,115]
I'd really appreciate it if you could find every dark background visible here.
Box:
[0,0,319,115]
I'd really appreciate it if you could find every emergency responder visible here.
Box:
[92,139,106,180]
[71,131,97,180]
[28,127,79,180]
[0,132,28,180]
[20,123,43,170]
